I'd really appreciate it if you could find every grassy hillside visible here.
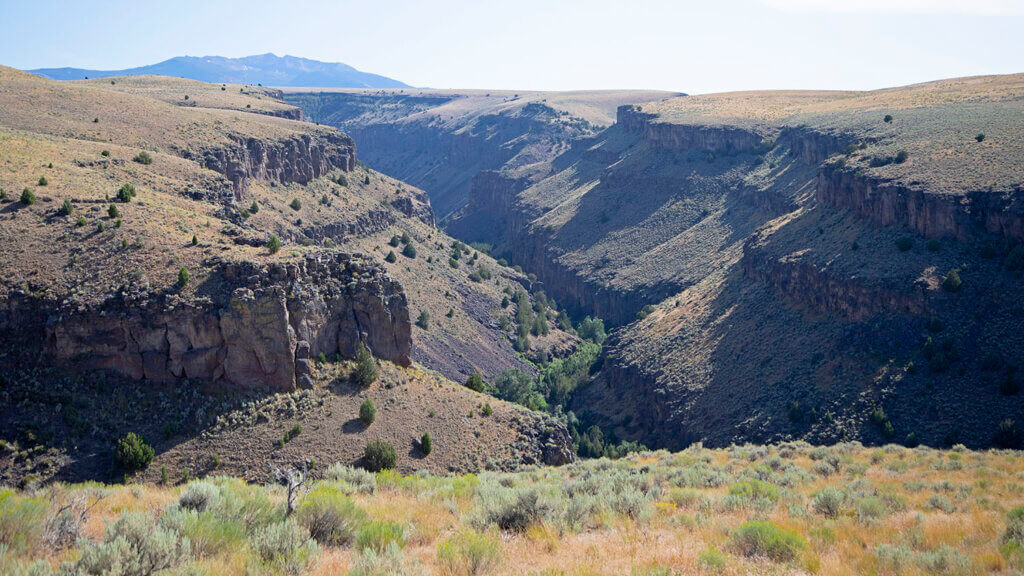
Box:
[2,443,1023,575]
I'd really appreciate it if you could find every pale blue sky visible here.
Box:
[1,0,1021,93]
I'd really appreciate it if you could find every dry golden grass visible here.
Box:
[3,443,1023,575]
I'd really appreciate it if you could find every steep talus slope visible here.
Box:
[570,75,1024,449]
[284,89,678,218]
[0,68,573,484]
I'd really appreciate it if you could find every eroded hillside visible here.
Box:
[293,73,1024,451]
[284,88,678,218]
[0,67,575,484]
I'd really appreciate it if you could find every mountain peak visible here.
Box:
[28,54,408,88]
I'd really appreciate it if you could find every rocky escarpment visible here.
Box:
[741,237,928,322]
[0,253,410,391]
[618,105,769,153]
[188,131,356,195]
[818,164,1024,241]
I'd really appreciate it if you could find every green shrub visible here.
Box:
[295,486,367,546]
[348,542,409,576]
[482,403,493,417]
[855,497,888,522]
[249,200,259,214]
[352,343,378,387]
[0,489,48,554]
[191,234,198,246]
[389,235,401,247]
[895,237,913,251]
[290,198,302,211]
[356,520,406,552]
[420,432,433,455]
[438,529,502,576]
[267,234,281,254]
[116,183,136,202]
[114,432,154,471]
[37,176,47,186]
[884,114,893,123]
[976,133,986,142]
[363,440,397,472]
[995,419,1021,449]
[465,373,485,392]
[60,199,74,216]
[177,266,190,288]
[728,479,780,502]
[108,204,120,218]
[75,215,86,227]
[895,150,909,164]
[101,150,110,157]
[97,222,105,233]
[812,488,847,518]
[729,521,807,562]
[416,310,430,330]
[133,151,153,165]
[249,519,319,575]
[20,188,35,205]
[402,243,417,258]
[0,188,6,200]
[942,269,962,292]
[75,511,190,576]
[324,464,377,495]
[1001,374,1020,396]
[385,250,397,263]
[697,546,727,572]
[160,506,246,558]
[359,399,376,425]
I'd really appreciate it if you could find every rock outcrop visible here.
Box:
[818,164,1024,241]
[190,131,356,195]
[618,105,769,153]
[0,253,410,391]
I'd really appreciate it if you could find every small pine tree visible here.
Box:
[942,269,962,292]
[420,432,432,455]
[20,188,35,205]
[884,114,893,123]
[465,373,484,392]
[385,250,397,263]
[363,175,370,185]
[388,235,401,247]
[117,183,136,202]
[0,188,6,200]
[402,243,417,259]
[108,204,120,218]
[416,310,430,330]
[191,234,198,246]
[114,432,155,471]
[267,235,282,254]
[290,198,302,211]
[359,399,376,425]
[482,403,493,416]
[177,266,190,288]
[895,150,909,164]
[250,200,259,214]
[60,199,74,216]
[96,222,105,233]
[363,439,396,472]
[75,215,86,227]
[38,176,48,186]
[353,343,378,387]
[976,133,985,143]
[133,151,153,165]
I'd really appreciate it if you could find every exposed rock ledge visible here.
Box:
[0,252,410,391]
[617,105,768,153]
[818,165,1024,241]
[188,131,357,195]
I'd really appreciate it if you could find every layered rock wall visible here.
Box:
[0,253,410,391]
[191,132,356,195]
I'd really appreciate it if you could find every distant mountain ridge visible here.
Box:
[28,53,410,88]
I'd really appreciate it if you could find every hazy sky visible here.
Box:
[2,0,1022,93]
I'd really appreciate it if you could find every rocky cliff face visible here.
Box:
[618,105,768,153]
[189,131,356,195]
[0,253,410,391]
[818,164,1024,241]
